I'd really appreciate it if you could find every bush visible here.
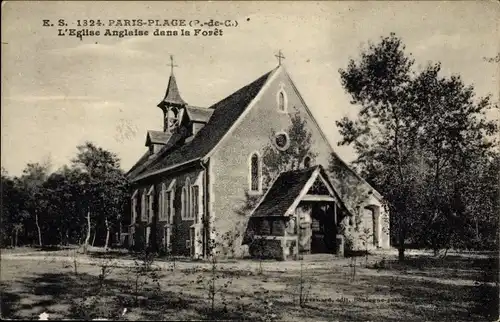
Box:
[343,235,357,257]
[371,257,390,270]
[249,239,283,260]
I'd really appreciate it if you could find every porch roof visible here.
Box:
[250,165,351,218]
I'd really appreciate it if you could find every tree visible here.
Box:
[101,171,128,250]
[1,170,27,247]
[43,166,86,245]
[18,162,51,246]
[71,142,128,251]
[336,33,498,260]
[444,151,499,250]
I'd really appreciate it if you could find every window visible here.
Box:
[277,89,287,112]
[131,190,138,224]
[191,185,199,223]
[159,183,174,222]
[168,190,175,223]
[249,152,261,192]
[147,186,154,223]
[303,156,311,168]
[158,185,164,221]
[164,190,171,222]
[286,217,297,235]
[261,219,270,235]
[186,178,191,219]
[165,106,183,132]
[181,186,187,220]
[182,177,195,220]
[274,132,290,151]
[141,190,147,222]
[278,92,285,111]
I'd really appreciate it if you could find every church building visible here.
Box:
[126,55,390,260]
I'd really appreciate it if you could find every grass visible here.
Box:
[1,248,498,321]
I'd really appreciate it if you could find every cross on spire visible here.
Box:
[168,54,178,74]
[275,50,285,66]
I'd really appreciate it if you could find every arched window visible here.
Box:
[303,156,311,168]
[249,152,261,192]
[131,190,138,224]
[165,106,184,132]
[141,190,147,222]
[181,187,187,220]
[186,178,191,219]
[158,185,165,221]
[182,178,194,220]
[191,185,199,223]
[147,186,154,223]
[278,92,285,111]
[277,90,287,112]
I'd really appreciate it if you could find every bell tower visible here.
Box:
[157,55,187,133]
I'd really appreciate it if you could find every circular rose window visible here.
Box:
[275,132,289,151]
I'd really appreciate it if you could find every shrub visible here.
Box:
[249,239,283,260]
[343,235,355,256]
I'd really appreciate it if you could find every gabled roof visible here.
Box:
[145,130,171,146]
[127,128,189,180]
[129,64,383,204]
[250,165,352,218]
[159,74,186,106]
[251,167,317,218]
[186,106,214,123]
[282,69,384,202]
[129,68,277,182]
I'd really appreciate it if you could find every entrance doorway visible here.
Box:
[307,203,337,254]
[363,206,380,248]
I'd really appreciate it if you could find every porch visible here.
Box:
[244,165,352,260]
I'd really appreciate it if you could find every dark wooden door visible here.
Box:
[311,203,336,253]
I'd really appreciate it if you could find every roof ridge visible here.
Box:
[208,68,278,110]
[282,68,383,200]
[129,67,278,182]
[277,165,320,175]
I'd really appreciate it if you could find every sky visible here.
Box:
[2,1,499,176]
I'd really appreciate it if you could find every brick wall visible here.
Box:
[130,166,205,256]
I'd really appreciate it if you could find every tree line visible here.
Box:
[1,142,129,249]
[337,33,499,260]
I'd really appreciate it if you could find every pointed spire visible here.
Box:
[159,55,186,107]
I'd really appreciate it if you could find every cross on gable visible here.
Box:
[275,50,285,66]
[168,55,178,74]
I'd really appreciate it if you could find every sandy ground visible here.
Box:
[1,248,498,321]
